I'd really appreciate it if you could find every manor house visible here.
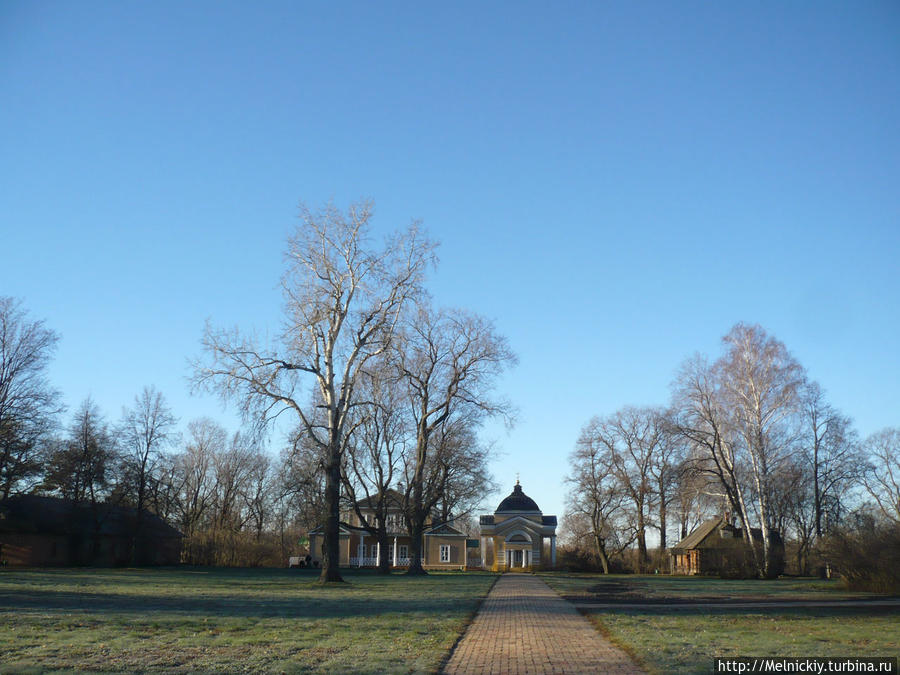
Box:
[307,480,557,571]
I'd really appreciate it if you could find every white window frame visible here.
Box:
[399,544,408,559]
[371,544,379,558]
[440,544,451,563]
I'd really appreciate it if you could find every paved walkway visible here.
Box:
[442,574,644,675]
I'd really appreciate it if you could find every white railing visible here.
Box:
[350,556,411,567]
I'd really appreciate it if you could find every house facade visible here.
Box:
[670,515,785,577]
[307,490,470,570]
[307,481,558,571]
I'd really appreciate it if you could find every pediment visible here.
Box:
[493,515,546,534]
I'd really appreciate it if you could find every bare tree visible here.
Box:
[173,418,223,562]
[672,324,806,577]
[671,450,718,540]
[281,432,328,531]
[431,426,498,526]
[0,297,62,498]
[277,431,329,561]
[650,410,684,555]
[194,200,434,583]
[211,432,259,532]
[119,386,177,563]
[244,451,273,545]
[393,304,515,575]
[586,407,663,570]
[341,364,406,574]
[802,382,862,538]
[565,417,632,573]
[862,427,900,524]
[717,323,806,577]
[672,354,754,549]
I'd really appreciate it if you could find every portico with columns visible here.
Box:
[478,480,558,571]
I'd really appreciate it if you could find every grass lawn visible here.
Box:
[540,572,880,602]
[583,607,900,674]
[541,573,899,674]
[0,567,497,674]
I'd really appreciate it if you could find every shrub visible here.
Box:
[823,514,900,593]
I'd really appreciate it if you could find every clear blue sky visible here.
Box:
[2,1,898,522]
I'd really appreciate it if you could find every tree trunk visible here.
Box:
[594,534,610,574]
[658,498,667,551]
[318,442,344,583]
[405,508,427,575]
[376,529,391,575]
[814,441,823,539]
[636,509,649,571]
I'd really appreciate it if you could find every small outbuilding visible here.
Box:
[0,494,183,567]
[670,515,784,577]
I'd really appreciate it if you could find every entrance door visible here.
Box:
[512,550,523,567]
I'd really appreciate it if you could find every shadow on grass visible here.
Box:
[0,568,495,620]
[581,605,900,618]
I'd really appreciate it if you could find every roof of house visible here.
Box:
[424,523,466,537]
[670,517,784,553]
[354,488,404,510]
[0,494,182,539]
[496,481,541,513]
[670,516,725,552]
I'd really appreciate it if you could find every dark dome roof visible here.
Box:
[496,482,540,513]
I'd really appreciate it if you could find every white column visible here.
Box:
[359,535,365,567]
[551,535,557,567]
[376,541,381,567]
[522,550,527,568]
[393,537,398,566]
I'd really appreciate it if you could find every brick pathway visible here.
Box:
[442,573,644,675]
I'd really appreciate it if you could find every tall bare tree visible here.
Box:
[802,382,861,538]
[194,200,434,583]
[717,323,806,577]
[862,427,900,524]
[277,431,328,552]
[586,407,663,570]
[565,417,632,573]
[173,418,224,561]
[342,364,406,574]
[0,297,62,498]
[672,324,806,577]
[393,304,515,575]
[430,426,497,526]
[119,386,177,563]
[671,354,754,551]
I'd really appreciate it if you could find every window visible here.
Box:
[440,545,451,563]
[399,545,408,560]
[371,544,378,558]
